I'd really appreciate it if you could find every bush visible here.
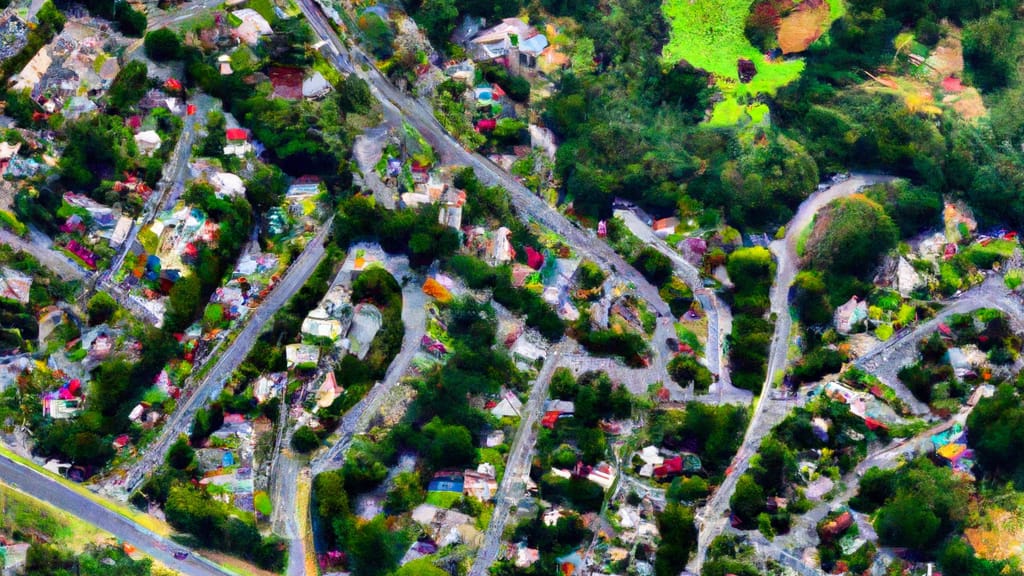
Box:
[145,29,182,61]
[86,292,117,325]
[291,426,320,453]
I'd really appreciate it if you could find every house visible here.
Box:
[315,371,344,410]
[217,54,233,75]
[285,343,320,369]
[818,511,854,541]
[834,296,868,334]
[302,71,332,100]
[463,469,498,501]
[253,372,287,404]
[545,400,575,415]
[0,267,32,304]
[269,66,303,100]
[42,394,81,419]
[302,307,343,340]
[0,141,20,173]
[946,348,974,378]
[210,172,245,198]
[345,303,381,360]
[490,227,515,264]
[652,217,680,238]
[587,462,616,491]
[224,128,252,156]
[428,472,464,494]
[135,130,162,157]
[109,217,133,249]
[467,18,549,68]
[510,542,540,568]
[490,391,523,418]
[637,446,664,478]
[654,456,683,479]
[438,190,466,230]
[232,8,273,45]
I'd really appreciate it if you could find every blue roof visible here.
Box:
[519,34,549,55]
[428,477,464,493]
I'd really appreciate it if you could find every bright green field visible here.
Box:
[661,0,812,124]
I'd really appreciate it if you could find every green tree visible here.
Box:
[384,471,425,514]
[167,435,195,470]
[144,29,182,61]
[291,426,320,453]
[424,420,475,469]
[805,196,898,277]
[164,274,202,332]
[633,247,673,285]
[246,162,288,213]
[337,75,373,114]
[349,516,401,576]
[729,474,764,525]
[668,354,713,392]
[967,383,1024,478]
[415,0,458,45]
[550,367,577,400]
[655,503,697,576]
[201,111,226,158]
[115,3,148,37]
[86,292,118,325]
[106,60,149,114]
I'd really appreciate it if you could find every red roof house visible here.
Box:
[226,128,249,142]
[164,78,182,92]
[541,411,561,429]
[942,76,964,93]
[654,456,683,479]
[525,246,544,270]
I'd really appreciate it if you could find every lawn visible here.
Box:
[661,0,805,124]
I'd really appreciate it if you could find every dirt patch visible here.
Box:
[926,26,964,80]
[198,549,282,576]
[777,0,831,54]
[965,508,1024,563]
[944,87,988,121]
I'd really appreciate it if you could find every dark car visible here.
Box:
[173,551,189,560]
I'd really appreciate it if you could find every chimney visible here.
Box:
[927,563,934,576]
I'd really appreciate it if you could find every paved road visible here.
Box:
[0,229,87,281]
[109,223,332,497]
[855,275,1024,403]
[690,174,892,571]
[0,455,231,576]
[311,278,428,474]
[297,0,672,319]
[468,341,570,576]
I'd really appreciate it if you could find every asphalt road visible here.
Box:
[297,0,672,319]
[112,222,332,497]
[690,174,892,571]
[0,229,87,281]
[0,455,231,576]
[468,341,570,576]
[311,277,428,475]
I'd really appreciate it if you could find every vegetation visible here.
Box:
[725,247,775,392]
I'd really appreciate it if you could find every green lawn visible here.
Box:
[661,0,808,124]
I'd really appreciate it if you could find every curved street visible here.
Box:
[0,455,231,576]
[690,173,892,571]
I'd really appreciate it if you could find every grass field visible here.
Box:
[660,0,854,125]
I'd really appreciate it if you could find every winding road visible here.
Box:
[0,455,231,576]
[110,222,333,498]
[690,173,892,571]
[297,0,672,320]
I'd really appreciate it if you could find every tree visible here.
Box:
[107,60,149,114]
[167,435,195,470]
[144,29,182,61]
[571,37,596,74]
[667,476,709,503]
[201,111,226,158]
[655,503,697,576]
[967,383,1024,478]
[415,0,458,45]
[730,474,764,524]
[633,247,673,285]
[87,292,117,325]
[291,426,320,453]
[668,354,713,392]
[164,274,202,332]
[804,196,898,277]
[550,367,577,400]
[424,420,475,469]
[246,162,288,213]
[349,517,400,576]
[115,3,148,37]
[384,471,424,514]
[337,75,373,114]
[575,260,606,291]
